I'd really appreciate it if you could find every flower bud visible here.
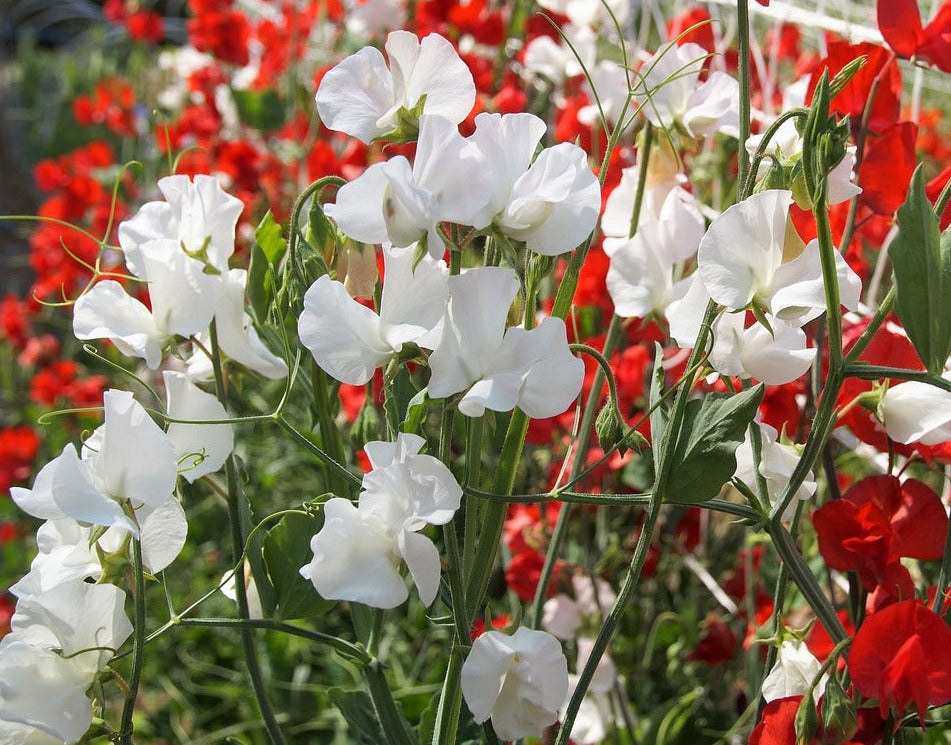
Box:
[819,674,859,745]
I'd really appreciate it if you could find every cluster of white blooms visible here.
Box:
[3,175,260,740]
[306,28,598,738]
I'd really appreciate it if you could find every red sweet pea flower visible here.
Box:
[858,121,918,215]
[688,616,737,665]
[877,0,951,72]
[807,41,902,134]
[813,475,947,608]
[750,697,800,745]
[850,600,951,723]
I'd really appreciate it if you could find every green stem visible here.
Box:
[365,659,416,745]
[432,643,467,745]
[840,365,951,391]
[176,618,372,664]
[276,415,362,491]
[311,361,352,496]
[843,286,895,364]
[814,192,844,367]
[118,536,146,744]
[736,0,752,190]
[209,322,288,745]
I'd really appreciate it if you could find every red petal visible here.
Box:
[877,0,923,57]
[859,121,919,215]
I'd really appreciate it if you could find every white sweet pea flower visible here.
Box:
[0,637,96,744]
[10,579,132,676]
[316,30,475,144]
[11,390,178,536]
[300,433,462,608]
[298,244,447,385]
[733,422,816,519]
[601,141,685,238]
[761,640,827,704]
[638,42,739,139]
[543,574,617,641]
[535,0,630,28]
[118,174,243,277]
[325,114,490,259]
[879,377,951,445]
[164,371,233,482]
[707,310,816,385]
[606,189,706,318]
[522,23,596,84]
[427,267,584,418]
[461,627,569,741]
[696,190,861,325]
[188,268,288,380]
[10,520,101,596]
[578,60,638,129]
[563,674,614,745]
[344,0,406,37]
[73,238,223,369]
[497,143,601,256]
[467,113,601,255]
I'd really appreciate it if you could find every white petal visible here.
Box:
[324,161,392,244]
[214,269,288,378]
[399,530,441,606]
[697,190,791,310]
[0,638,94,743]
[428,267,519,399]
[139,497,188,573]
[316,45,395,143]
[298,274,390,385]
[300,499,406,608]
[72,280,164,369]
[880,379,951,445]
[164,371,233,482]
[739,321,816,385]
[53,445,139,534]
[98,390,178,510]
[541,595,582,640]
[10,454,66,522]
[390,31,475,125]
[379,245,448,350]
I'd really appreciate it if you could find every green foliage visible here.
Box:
[654,381,764,504]
[249,211,288,323]
[889,165,951,375]
[262,510,337,621]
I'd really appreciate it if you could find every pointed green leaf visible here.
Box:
[889,164,951,374]
[662,384,764,504]
[262,511,336,620]
[249,211,287,322]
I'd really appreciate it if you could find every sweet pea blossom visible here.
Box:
[638,42,739,138]
[324,114,489,259]
[117,174,243,277]
[427,267,584,418]
[300,433,462,608]
[467,113,601,255]
[315,30,475,143]
[164,371,233,482]
[696,190,861,324]
[73,238,223,369]
[761,640,827,703]
[298,244,447,385]
[11,389,178,537]
[74,173,245,370]
[187,268,289,380]
[878,377,951,445]
[461,627,569,740]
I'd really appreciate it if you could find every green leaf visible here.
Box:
[231,87,287,133]
[262,511,336,620]
[662,384,764,504]
[249,211,287,322]
[889,164,951,375]
[329,689,387,745]
[400,387,429,435]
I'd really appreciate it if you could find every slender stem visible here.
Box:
[432,644,467,745]
[736,0,752,190]
[814,191,844,367]
[843,287,895,364]
[365,659,416,745]
[176,618,372,664]
[841,365,951,391]
[209,322,288,745]
[118,536,146,744]
[276,415,362,491]
[311,361,352,497]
